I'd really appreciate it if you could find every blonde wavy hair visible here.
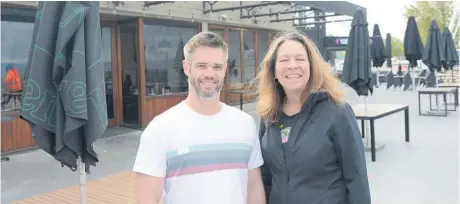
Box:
[255,30,345,122]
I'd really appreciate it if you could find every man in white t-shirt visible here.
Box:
[133,31,265,204]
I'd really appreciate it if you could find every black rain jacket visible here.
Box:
[259,91,371,204]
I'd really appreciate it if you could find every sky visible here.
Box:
[326,0,415,40]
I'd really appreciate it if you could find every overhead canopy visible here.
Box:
[183,1,366,26]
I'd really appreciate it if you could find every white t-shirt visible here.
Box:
[133,101,264,204]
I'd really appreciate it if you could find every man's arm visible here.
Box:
[135,173,164,204]
[133,117,168,204]
[247,118,266,204]
[247,168,266,204]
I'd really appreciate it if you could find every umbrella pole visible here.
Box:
[412,64,417,91]
[78,157,87,204]
[364,97,370,147]
[376,67,380,87]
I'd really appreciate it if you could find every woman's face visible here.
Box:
[274,40,310,95]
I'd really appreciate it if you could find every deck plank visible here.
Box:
[12,171,156,204]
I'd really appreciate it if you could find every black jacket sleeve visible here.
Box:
[258,119,272,203]
[333,103,372,204]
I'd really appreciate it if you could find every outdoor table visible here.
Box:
[229,90,257,110]
[418,87,457,117]
[438,83,459,106]
[352,104,410,162]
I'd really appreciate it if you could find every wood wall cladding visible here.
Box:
[143,94,187,125]
[1,113,36,154]
[142,89,256,128]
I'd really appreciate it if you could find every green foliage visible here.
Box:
[403,1,458,46]
[389,37,404,57]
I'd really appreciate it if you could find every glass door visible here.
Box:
[101,22,120,127]
[118,20,140,127]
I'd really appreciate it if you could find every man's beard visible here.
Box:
[188,76,224,100]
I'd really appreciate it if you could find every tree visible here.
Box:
[403,1,458,45]
[389,37,404,57]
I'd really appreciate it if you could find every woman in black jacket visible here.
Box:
[255,31,371,204]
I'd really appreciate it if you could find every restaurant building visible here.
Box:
[1,1,362,153]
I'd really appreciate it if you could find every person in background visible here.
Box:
[133,31,265,204]
[2,64,23,110]
[256,31,371,204]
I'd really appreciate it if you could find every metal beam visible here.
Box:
[271,13,342,22]
[203,1,282,14]
[144,1,174,7]
[293,1,366,17]
[293,18,352,26]
[240,8,314,19]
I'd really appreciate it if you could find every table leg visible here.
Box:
[418,92,422,115]
[455,88,458,107]
[429,94,433,111]
[443,93,448,116]
[404,108,410,142]
[370,119,376,162]
[240,93,243,110]
[361,120,365,138]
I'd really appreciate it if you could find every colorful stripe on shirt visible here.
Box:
[165,143,252,178]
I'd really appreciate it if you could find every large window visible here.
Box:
[228,30,242,84]
[143,22,198,96]
[243,31,255,83]
[102,26,114,119]
[208,25,278,90]
[1,20,34,113]
[258,30,270,70]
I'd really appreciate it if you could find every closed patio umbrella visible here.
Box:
[441,27,459,77]
[371,24,386,87]
[20,2,107,203]
[385,33,392,68]
[404,16,424,68]
[404,16,424,90]
[371,24,386,67]
[342,9,373,148]
[342,9,373,96]
[422,20,444,87]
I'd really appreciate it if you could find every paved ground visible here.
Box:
[2,85,459,204]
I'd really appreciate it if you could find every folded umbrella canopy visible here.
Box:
[20,0,107,175]
[404,16,424,68]
[441,27,459,72]
[371,24,387,68]
[422,20,444,73]
[342,9,373,96]
[385,33,392,68]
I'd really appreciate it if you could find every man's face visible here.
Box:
[183,46,227,100]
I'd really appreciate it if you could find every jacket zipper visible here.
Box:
[286,118,302,204]
[285,100,315,204]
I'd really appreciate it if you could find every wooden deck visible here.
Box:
[12,171,162,204]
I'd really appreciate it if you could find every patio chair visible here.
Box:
[372,73,378,87]
[403,72,413,91]
[393,76,402,88]
[426,71,436,87]
[386,71,394,89]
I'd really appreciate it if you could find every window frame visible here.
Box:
[208,24,279,90]
[142,18,201,98]
[1,7,36,115]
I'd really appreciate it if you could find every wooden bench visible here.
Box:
[352,104,410,162]
[12,171,163,204]
[418,87,457,117]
